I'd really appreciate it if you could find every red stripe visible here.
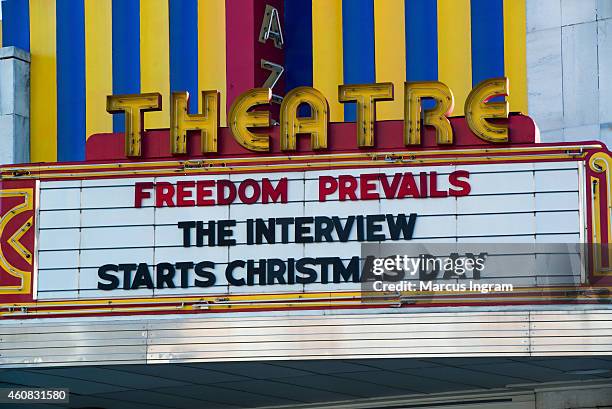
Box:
[86,114,540,161]
[225,0,256,112]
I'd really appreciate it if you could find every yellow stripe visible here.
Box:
[437,0,472,116]
[0,144,587,178]
[374,0,406,121]
[0,22,3,47]
[140,0,170,129]
[198,0,227,127]
[29,0,57,162]
[312,0,344,122]
[2,285,606,317]
[7,284,601,309]
[85,0,113,139]
[0,149,583,180]
[503,0,527,114]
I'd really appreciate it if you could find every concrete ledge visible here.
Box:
[1,309,611,368]
[0,46,31,63]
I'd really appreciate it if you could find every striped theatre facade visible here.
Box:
[5,7,612,405]
[1,0,526,163]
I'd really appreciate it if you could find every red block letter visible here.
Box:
[135,182,154,208]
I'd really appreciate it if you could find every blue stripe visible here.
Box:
[56,0,86,161]
[2,0,30,51]
[405,0,437,81]
[341,0,375,122]
[284,0,313,93]
[405,0,437,110]
[470,0,505,86]
[112,0,141,132]
[169,0,198,114]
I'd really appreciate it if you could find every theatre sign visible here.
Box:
[1,79,611,318]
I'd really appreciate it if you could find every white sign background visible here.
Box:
[35,161,584,300]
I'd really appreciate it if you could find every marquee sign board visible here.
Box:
[35,161,573,298]
[1,73,612,318]
[1,138,612,318]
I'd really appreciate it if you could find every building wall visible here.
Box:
[535,385,612,409]
[527,0,612,144]
[0,47,29,164]
[1,0,527,163]
[7,1,612,160]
